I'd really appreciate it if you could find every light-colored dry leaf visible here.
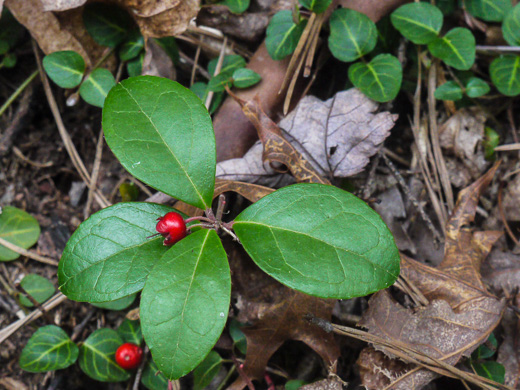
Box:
[41,0,85,11]
[502,173,520,222]
[482,249,520,293]
[142,39,175,79]
[300,377,345,390]
[497,302,520,388]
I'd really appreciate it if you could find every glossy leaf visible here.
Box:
[193,350,223,390]
[79,68,115,108]
[19,274,55,307]
[427,27,475,70]
[502,3,520,46]
[141,230,231,380]
[390,3,443,44]
[58,202,175,303]
[190,82,223,114]
[0,206,40,261]
[1,53,16,68]
[348,54,402,102]
[79,328,130,382]
[465,77,490,97]
[490,55,520,96]
[299,0,332,14]
[208,73,233,92]
[142,359,169,390]
[208,55,246,77]
[232,68,262,88]
[119,30,145,62]
[91,293,136,310]
[19,325,78,372]
[434,81,463,100]
[83,3,133,47]
[472,333,497,360]
[117,319,143,345]
[286,380,307,390]
[465,0,512,22]
[127,52,144,77]
[220,0,250,14]
[471,361,505,383]
[102,76,216,209]
[329,8,377,62]
[42,51,85,88]
[266,11,307,61]
[234,184,400,299]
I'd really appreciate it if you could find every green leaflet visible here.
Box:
[234,184,400,299]
[119,30,145,62]
[43,51,85,88]
[391,3,443,44]
[232,68,262,88]
[91,293,137,311]
[117,319,143,345]
[465,0,512,22]
[299,0,332,14]
[502,3,520,46]
[266,11,307,61]
[434,81,463,100]
[142,359,169,390]
[83,3,133,47]
[102,76,216,209]
[465,77,490,97]
[490,55,520,96]
[20,325,78,373]
[220,0,250,14]
[0,206,40,261]
[141,230,231,380]
[19,274,55,307]
[207,55,246,77]
[79,68,116,108]
[193,351,223,390]
[427,27,476,70]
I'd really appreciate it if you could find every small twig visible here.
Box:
[232,355,255,390]
[12,146,53,168]
[132,347,149,390]
[84,129,105,219]
[0,237,59,266]
[476,45,520,53]
[185,216,213,224]
[205,36,228,110]
[216,194,226,222]
[191,36,203,87]
[0,70,38,117]
[71,308,96,342]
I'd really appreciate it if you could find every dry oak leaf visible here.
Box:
[217,89,396,186]
[358,163,506,390]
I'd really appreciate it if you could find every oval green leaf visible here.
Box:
[502,3,520,46]
[208,55,246,77]
[83,3,133,48]
[19,274,55,307]
[190,82,223,114]
[348,54,402,102]
[434,81,463,100]
[91,293,136,311]
[79,68,115,108]
[490,55,520,96]
[58,202,175,303]
[390,3,443,45]
[117,319,143,345]
[142,359,169,390]
[79,328,130,382]
[465,77,490,97]
[232,68,262,88]
[465,0,512,22]
[208,73,233,92]
[42,51,85,89]
[266,11,307,61]
[20,325,78,373]
[234,184,400,299]
[127,52,144,77]
[119,30,145,62]
[0,206,40,261]
[471,361,505,384]
[220,0,250,14]
[102,76,216,209]
[299,0,332,14]
[141,229,231,380]
[193,350,223,390]
[427,27,475,70]
[328,8,377,62]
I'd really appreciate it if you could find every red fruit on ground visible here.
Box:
[115,343,143,370]
[156,212,187,246]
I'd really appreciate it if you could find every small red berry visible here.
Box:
[115,343,143,370]
[156,212,187,246]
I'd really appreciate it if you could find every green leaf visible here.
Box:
[234,183,400,299]
[42,51,85,89]
[465,77,490,97]
[490,55,520,96]
[190,82,223,115]
[79,328,131,382]
[83,3,133,48]
[299,0,332,14]
[0,206,41,262]
[154,37,180,64]
[471,361,505,384]
[208,73,233,92]
[141,229,231,380]
[119,30,145,62]
[117,319,143,345]
[1,53,16,68]
[390,3,443,45]
[0,9,25,49]
[434,81,463,100]
[465,0,512,22]
[229,319,247,354]
[232,68,262,88]
[286,379,307,390]
[472,333,498,360]
[0,40,8,55]
[348,54,402,102]
[220,0,250,14]
[19,274,55,308]
[119,182,140,202]
[91,293,136,310]
[142,359,169,390]
[127,52,144,77]
[266,11,307,61]
[483,127,500,160]
[208,55,246,77]
[58,202,175,303]
[502,3,520,46]
[20,325,78,373]
[102,76,216,209]
[193,350,223,390]
[427,27,475,70]
[328,8,377,62]
[79,68,115,108]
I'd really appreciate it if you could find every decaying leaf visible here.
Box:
[142,39,175,79]
[482,249,520,293]
[496,298,520,388]
[217,90,396,186]
[358,163,505,389]
[300,377,345,390]
[214,179,274,203]
[501,173,520,222]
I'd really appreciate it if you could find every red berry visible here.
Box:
[156,212,187,246]
[115,343,143,370]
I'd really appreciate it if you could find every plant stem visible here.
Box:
[0,237,59,266]
[184,216,213,224]
[216,365,236,390]
[0,69,38,117]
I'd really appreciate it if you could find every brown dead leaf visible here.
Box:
[501,173,520,222]
[300,377,346,390]
[482,249,520,293]
[497,295,520,388]
[142,39,175,79]
[358,163,506,389]
[214,179,274,203]
[0,378,29,390]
